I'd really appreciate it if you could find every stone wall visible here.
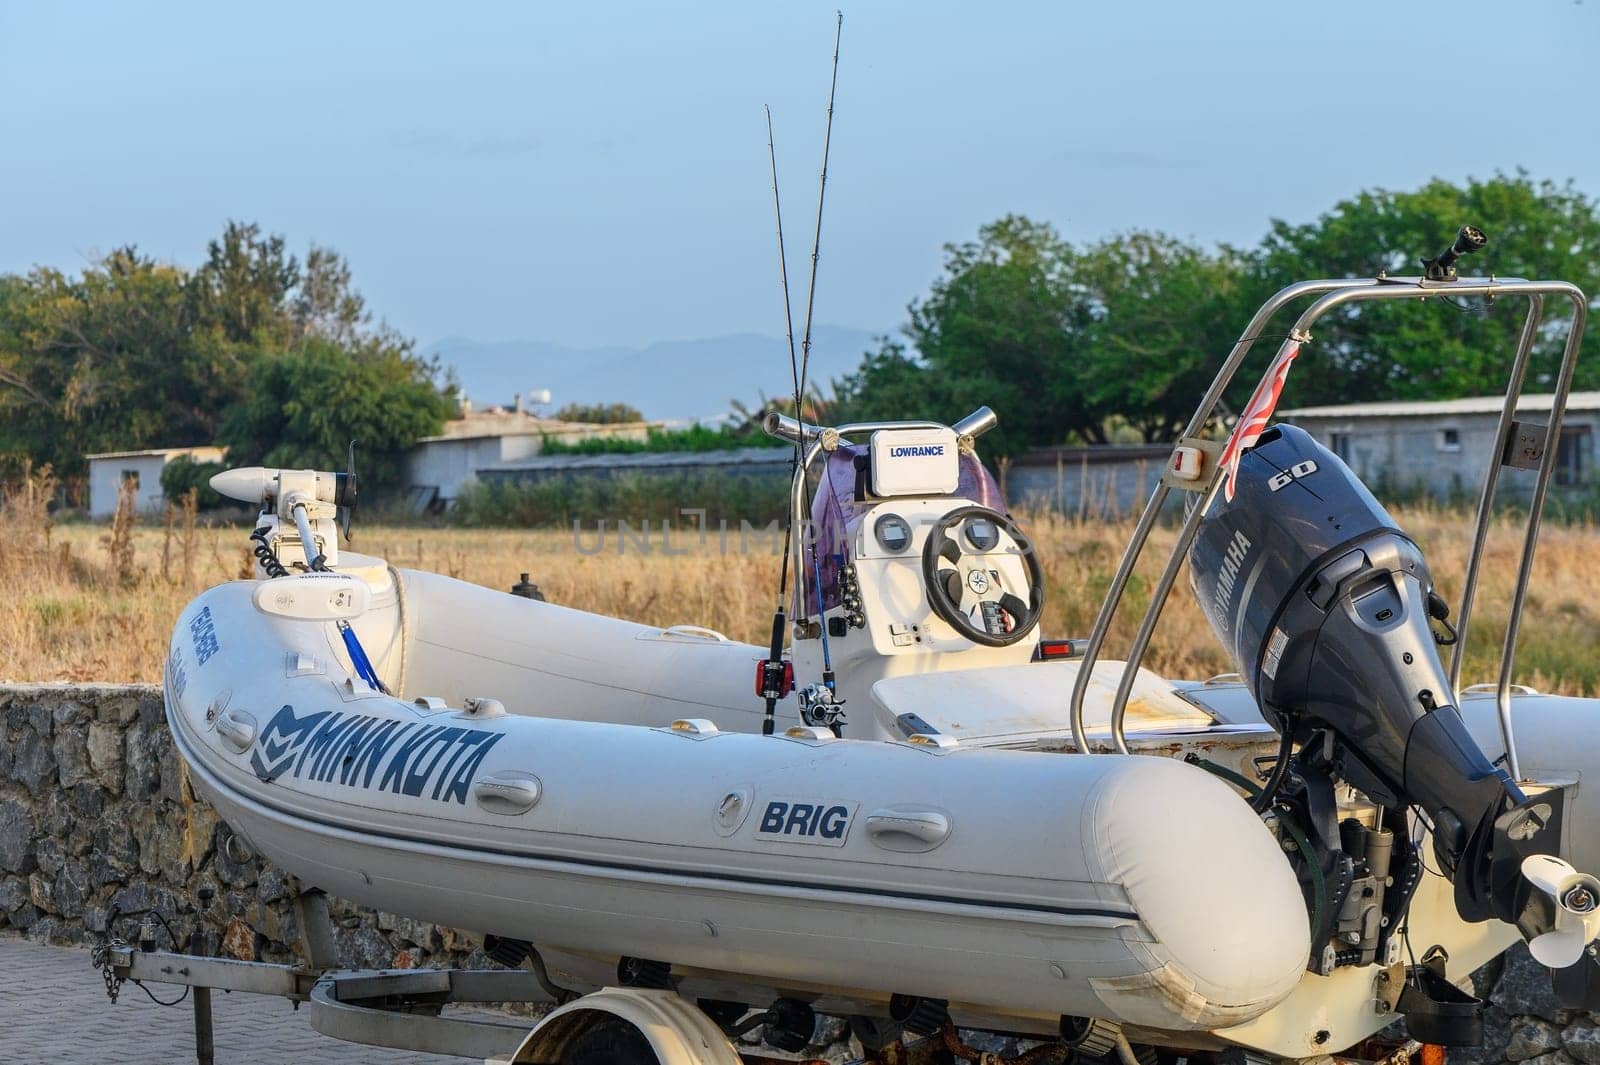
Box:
[0,683,487,970]
[1,683,1594,1063]
[1463,948,1600,1065]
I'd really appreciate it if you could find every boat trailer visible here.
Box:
[86,882,1069,1065]
[86,881,1438,1065]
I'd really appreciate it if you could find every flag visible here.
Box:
[1217,342,1300,501]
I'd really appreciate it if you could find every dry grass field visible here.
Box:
[1,479,1596,694]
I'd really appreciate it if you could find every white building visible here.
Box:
[1283,392,1600,501]
[404,409,655,507]
[85,446,226,519]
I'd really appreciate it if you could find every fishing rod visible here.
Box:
[757,104,802,736]
[796,10,842,400]
[797,11,845,722]
[756,12,845,737]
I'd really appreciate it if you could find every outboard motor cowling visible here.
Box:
[1188,426,1512,876]
[1188,425,1566,950]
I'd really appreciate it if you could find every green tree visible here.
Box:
[552,401,645,424]
[217,338,453,489]
[1249,172,1600,405]
[159,455,227,509]
[188,221,301,347]
[831,216,1101,456]
[1075,233,1250,441]
[0,221,453,492]
[0,248,213,477]
[831,220,1250,447]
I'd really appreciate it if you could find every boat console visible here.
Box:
[759,407,1223,749]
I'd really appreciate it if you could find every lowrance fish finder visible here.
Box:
[868,427,959,497]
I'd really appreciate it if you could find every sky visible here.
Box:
[1,1,1596,350]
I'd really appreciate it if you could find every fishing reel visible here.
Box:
[798,683,846,734]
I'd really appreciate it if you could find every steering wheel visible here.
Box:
[919,505,1045,647]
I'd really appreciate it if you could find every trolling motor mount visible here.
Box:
[212,466,354,572]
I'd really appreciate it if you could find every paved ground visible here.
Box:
[1,935,488,1065]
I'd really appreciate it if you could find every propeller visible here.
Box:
[1522,854,1600,968]
[335,439,358,544]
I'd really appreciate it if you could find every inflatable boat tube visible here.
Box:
[165,572,1310,1032]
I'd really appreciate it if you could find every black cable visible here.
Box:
[132,979,190,1007]
[108,908,194,1007]
[1183,753,1261,797]
[250,526,290,578]
[1403,914,1422,990]
[1438,294,1484,315]
[1250,729,1295,813]
[1410,807,1445,880]
[114,906,183,951]
[1233,330,1303,346]
[149,909,182,948]
[528,947,578,1006]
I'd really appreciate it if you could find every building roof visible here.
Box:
[417,411,657,444]
[84,445,225,462]
[481,446,790,475]
[1282,392,1600,420]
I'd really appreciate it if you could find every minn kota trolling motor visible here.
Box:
[1189,424,1600,1011]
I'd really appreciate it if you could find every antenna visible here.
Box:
[797,9,843,402]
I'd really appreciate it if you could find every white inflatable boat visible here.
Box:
[166,463,1312,1037]
[166,253,1600,1062]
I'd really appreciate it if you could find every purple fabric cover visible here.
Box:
[798,443,1007,614]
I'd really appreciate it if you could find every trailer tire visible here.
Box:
[561,1018,660,1065]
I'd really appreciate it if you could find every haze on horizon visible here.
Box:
[1,1,1595,354]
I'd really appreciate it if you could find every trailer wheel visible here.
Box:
[561,1018,660,1065]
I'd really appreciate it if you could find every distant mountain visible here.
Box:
[423,325,883,422]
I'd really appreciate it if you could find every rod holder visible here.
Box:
[762,410,822,444]
[952,406,999,442]
[1422,225,1488,282]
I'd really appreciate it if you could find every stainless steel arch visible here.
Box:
[1066,274,1588,783]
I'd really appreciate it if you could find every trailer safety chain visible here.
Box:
[90,907,193,1008]
[91,939,126,1004]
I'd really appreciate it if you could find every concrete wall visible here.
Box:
[1288,414,1598,502]
[1005,447,1173,519]
[406,425,655,503]
[418,440,1181,519]
[0,684,489,970]
[87,456,169,520]
[405,437,497,503]
[87,448,226,519]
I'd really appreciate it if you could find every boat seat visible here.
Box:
[870,659,1272,751]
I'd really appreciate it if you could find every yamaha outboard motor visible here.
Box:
[1189,425,1589,996]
